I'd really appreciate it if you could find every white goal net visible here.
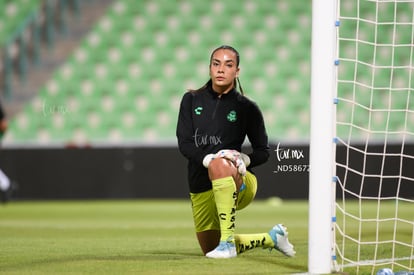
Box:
[334,0,414,274]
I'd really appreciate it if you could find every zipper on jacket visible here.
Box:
[212,97,221,120]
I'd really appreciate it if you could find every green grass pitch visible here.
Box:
[1,199,411,274]
[0,199,308,274]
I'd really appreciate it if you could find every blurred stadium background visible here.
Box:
[2,0,311,146]
[0,0,410,200]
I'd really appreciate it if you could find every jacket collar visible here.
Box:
[207,85,237,99]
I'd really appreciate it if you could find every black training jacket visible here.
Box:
[176,85,270,194]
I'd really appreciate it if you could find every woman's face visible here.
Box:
[209,49,240,94]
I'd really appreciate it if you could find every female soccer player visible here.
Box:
[176,45,295,258]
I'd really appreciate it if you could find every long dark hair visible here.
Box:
[190,45,245,95]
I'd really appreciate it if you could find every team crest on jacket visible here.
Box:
[227,110,237,122]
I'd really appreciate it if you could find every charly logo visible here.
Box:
[227,110,237,122]
[194,106,203,115]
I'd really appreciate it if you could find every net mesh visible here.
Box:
[334,0,414,273]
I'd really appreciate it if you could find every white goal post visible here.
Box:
[308,0,337,273]
[310,0,414,274]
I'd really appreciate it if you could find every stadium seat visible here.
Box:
[2,0,348,145]
[0,0,41,46]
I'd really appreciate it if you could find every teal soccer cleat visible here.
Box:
[268,224,296,257]
[206,241,237,259]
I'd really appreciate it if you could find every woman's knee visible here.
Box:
[208,159,243,191]
[208,158,235,180]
